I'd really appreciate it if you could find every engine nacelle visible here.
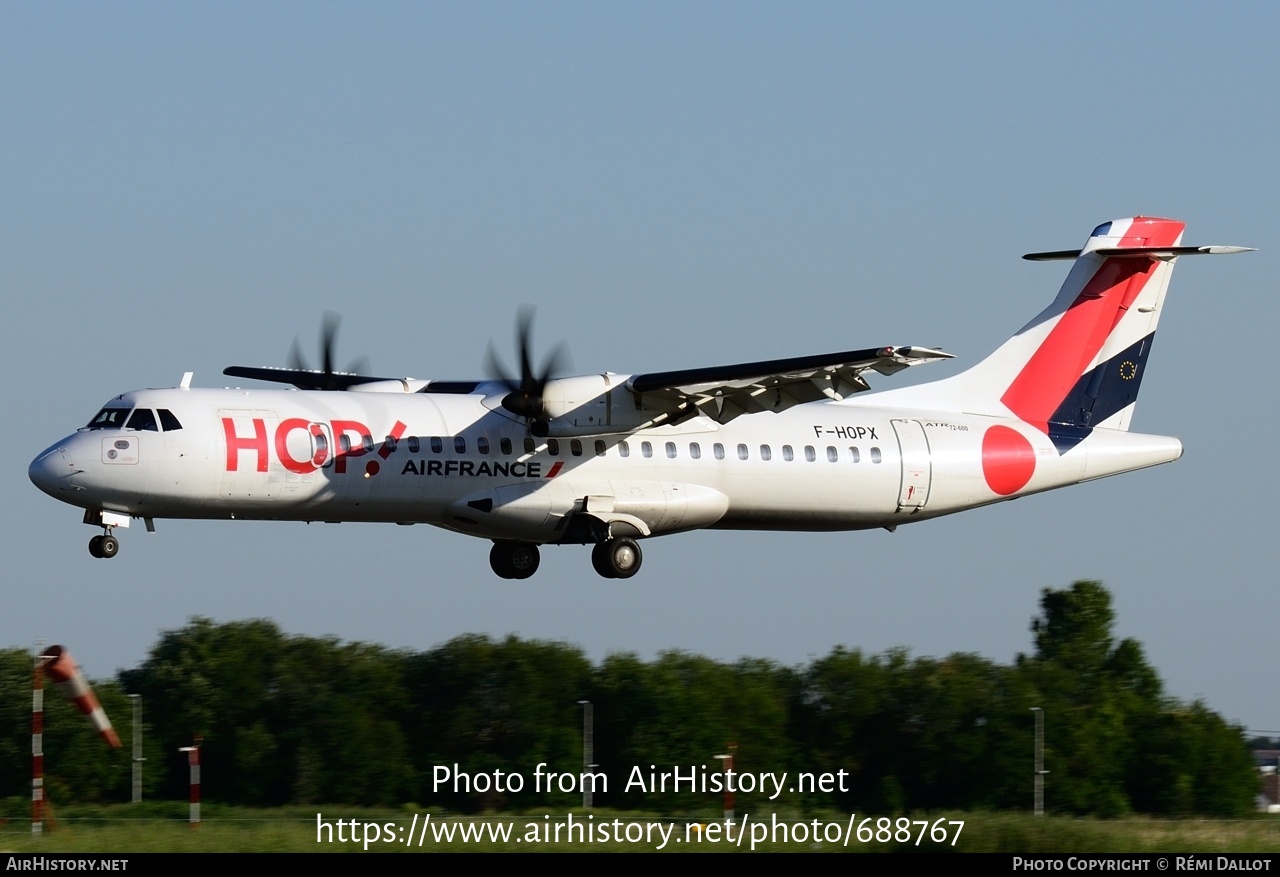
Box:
[535,375,677,437]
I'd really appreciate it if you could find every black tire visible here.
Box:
[596,538,642,579]
[99,535,119,559]
[490,542,515,578]
[490,541,539,579]
[88,535,104,558]
[609,538,641,578]
[591,541,617,578]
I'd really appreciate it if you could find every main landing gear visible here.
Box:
[88,532,119,559]
[490,540,541,579]
[488,537,645,579]
[591,537,642,579]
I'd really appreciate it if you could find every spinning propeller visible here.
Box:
[286,312,371,390]
[485,306,571,436]
[224,311,378,390]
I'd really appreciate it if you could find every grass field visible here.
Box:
[4,805,1280,853]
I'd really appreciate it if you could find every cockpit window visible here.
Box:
[86,408,131,430]
[126,409,159,431]
[158,409,183,431]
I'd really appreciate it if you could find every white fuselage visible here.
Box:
[29,382,1182,543]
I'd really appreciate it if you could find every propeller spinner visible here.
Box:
[485,306,571,436]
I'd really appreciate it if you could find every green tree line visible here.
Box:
[0,582,1256,816]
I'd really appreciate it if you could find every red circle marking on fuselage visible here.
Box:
[982,425,1036,495]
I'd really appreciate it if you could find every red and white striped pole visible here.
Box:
[179,738,202,827]
[40,646,122,749]
[32,644,44,837]
[714,743,737,821]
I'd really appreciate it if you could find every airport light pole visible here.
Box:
[128,694,144,803]
[578,700,594,809]
[32,640,43,836]
[1031,707,1046,816]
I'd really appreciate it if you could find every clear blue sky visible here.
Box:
[5,3,1276,733]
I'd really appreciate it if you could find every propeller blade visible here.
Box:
[287,338,308,372]
[320,311,340,377]
[484,307,571,429]
[274,313,371,390]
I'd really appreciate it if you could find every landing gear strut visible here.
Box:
[591,537,642,579]
[88,532,119,559]
[490,540,540,579]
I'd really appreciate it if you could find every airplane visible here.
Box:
[29,216,1251,579]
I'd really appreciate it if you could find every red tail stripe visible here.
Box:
[1001,218,1182,431]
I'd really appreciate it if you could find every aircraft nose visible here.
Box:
[29,445,77,499]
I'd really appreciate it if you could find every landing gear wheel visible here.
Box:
[593,537,642,579]
[88,534,119,559]
[489,541,540,580]
[591,542,616,578]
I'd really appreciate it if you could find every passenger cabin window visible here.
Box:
[361,434,375,453]
[714,443,725,460]
[665,441,676,459]
[430,437,444,454]
[454,436,467,454]
[547,439,560,456]
[500,437,513,455]
[641,441,653,458]
[384,435,398,453]
[619,441,630,458]
[759,444,772,461]
[826,446,838,463]
[158,409,183,431]
[571,439,583,457]
[782,445,794,462]
[737,443,749,461]
[524,437,536,454]
[689,442,701,460]
[870,447,882,463]
[407,437,421,454]
[86,407,131,429]
[477,436,490,454]
[848,447,861,463]
[805,445,816,462]
[594,440,606,457]
[126,409,158,431]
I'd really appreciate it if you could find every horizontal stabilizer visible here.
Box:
[1024,245,1254,261]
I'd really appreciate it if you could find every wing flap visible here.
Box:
[627,346,953,423]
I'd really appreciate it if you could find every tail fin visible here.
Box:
[883,217,1250,451]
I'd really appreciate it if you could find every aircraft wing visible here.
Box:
[626,345,953,424]
[222,366,398,391]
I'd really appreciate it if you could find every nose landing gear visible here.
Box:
[88,532,119,559]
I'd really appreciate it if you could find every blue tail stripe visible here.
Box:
[1046,333,1156,453]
